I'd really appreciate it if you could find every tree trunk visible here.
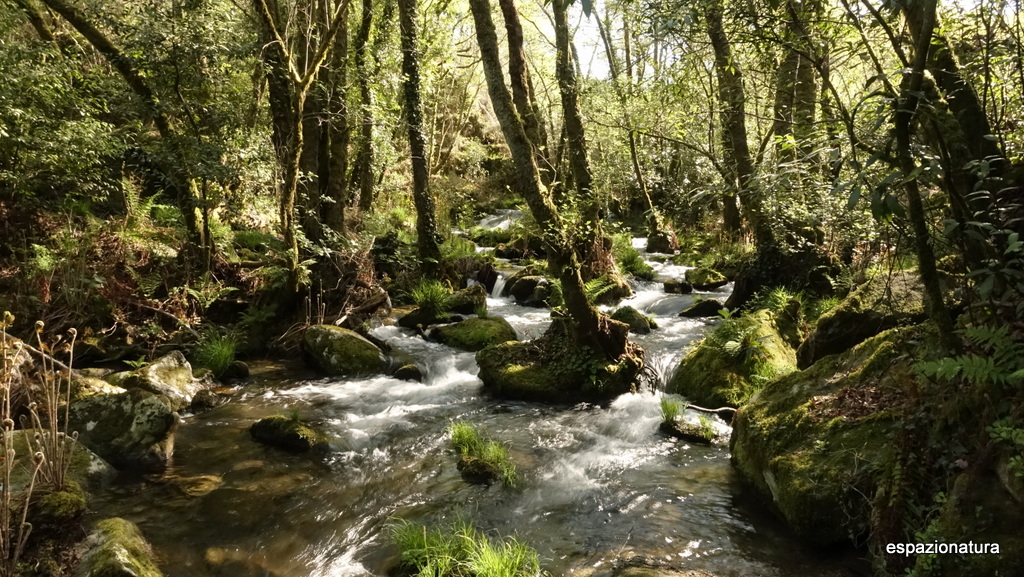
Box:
[704,0,754,237]
[352,0,375,218]
[497,0,550,182]
[323,1,350,234]
[398,0,442,268]
[468,0,627,359]
[893,0,958,352]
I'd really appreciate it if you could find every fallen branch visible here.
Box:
[685,404,738,423]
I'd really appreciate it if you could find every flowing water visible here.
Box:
[88,231,868,577]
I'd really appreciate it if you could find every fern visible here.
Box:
[584,276,615,301]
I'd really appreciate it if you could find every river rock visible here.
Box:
[448,284,488,315]
[730,326,918,545]
[610,306,656,335]
[685,267,728,291]
[397,307,448,329]
[433,317,517,352]
[76,517,163,577]
[678,298,723,318]
[122,351,207,412]
[668,310,796,408]
[646,229,679,254]
[250,415,326,453]
[796,270,927,369]
[663,279,693,294]
[476,319,638,403]
[507,275,550,307]
[69,389,177,471]
[393,364,424,382]
[658,419,715,444]
[301,325,387,376]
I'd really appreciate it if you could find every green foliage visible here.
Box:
[474,304,489,319]
[390,517,541,577]
[804,297,839,322]
[448,420,517,488]
[412,279,453,320]
[441,235,479,261]
[751,286,803,315]
[698,414,715,440]
[611,235,655,280]
[660,396,683,423]
[192,331,238,378]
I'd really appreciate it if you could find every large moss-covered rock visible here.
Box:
[434,317,517,352]
[668,310,796,408]
[69,389,177,471]
[730,326,921,545]
[397,307,450,329]
[476,319,640,403]
[301,325,387,376]
[507,276,550,307]
[678,299,723,318]
[610,306,657,334]
[796,270,926,369]
[250,415,325,453]
[76,517,163,577]
[122,351,207,412]
[685,267,728,290]
[448,284,488,315]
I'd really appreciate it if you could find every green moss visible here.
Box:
[686,267,726,287]
[34,480,87,525]
[668,310,796,408]
[730,326,930,545]
[301,325,387,376]
[84,518,162,577]
[610,306,656,334]
[434,316,517,352]
[250,415,324,453]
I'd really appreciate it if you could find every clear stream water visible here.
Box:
[88,225,869,577]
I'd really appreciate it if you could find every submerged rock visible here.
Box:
[610,306,657,335]
[678,299,723,318]
[250,415,325,453]
[668,310,796,408]
[434,316,517,352]
[69,389,177,472]
[122,351,208,412]
[76,517,163,577]
[456,456,501,485]
[663,279,693,294]
[301,325,387,377]
[796,270,927,369]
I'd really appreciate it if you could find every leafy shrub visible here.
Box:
[412,279,452,319]
[611,235,655,280]
[193,331,238,378]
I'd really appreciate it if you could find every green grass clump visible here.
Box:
[805,296,840,322]
[660,396,683,423]
[193,331,238,377]
[390,517,541,577]
[448,420,517,488]
[698,414,715,440]
[412,279,452,319]
[611,235,655,280]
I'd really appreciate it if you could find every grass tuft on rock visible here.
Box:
[412,279,452,320]
[390,517,540,577]
[193,330,238,378]
[448,421,517,488]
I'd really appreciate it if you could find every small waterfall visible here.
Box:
[490,274,508,298]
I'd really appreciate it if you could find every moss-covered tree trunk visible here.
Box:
[323,4,350,234]
[893,0,958,352]
[351,0,375,219]
[398,0,442,269]
[468,0,629,359]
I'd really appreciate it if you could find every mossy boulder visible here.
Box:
[448,284,488,315]
[393,364,424,382]
[610,306,657,334]
[72,375,127,403]
[250,415,326,453]
[76,517,163,577]
[646,229,679,254]
[507,275,550,307]
[122,351,207,412]
[730,326,924,545]
[658,419,715,444]
[31,479,88,533]
[685,267,728,290]
[796,270,926,369]
[397,307,449,329]
[668,310,796,408]
[476,319,640,403]
[301,325,387,377]
[433,317,517,352]
[663,279,693,294]
[6,430,116,492]
[456,456,501,485]
[678,299,724,318]
[69,389,177,472]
